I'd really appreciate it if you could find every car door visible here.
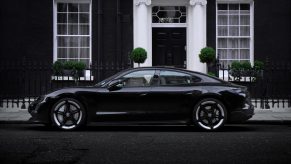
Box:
[95,70,156,122]
[149,70,202,121]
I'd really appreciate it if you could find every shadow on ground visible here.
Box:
[23,124,256,133]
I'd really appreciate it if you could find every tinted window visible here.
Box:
[121,70,155,87]
[159,71,201,86]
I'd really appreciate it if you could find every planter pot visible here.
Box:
[58,69,85,78]
[77,70,85,77]
[241,70,252,77]
[63,69,73,76]
[253,70,264,78]
[206,62,216,74]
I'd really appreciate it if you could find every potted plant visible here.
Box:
[52,60,63,76]
[230,61,263,81]
[241,61,252,76]
[75,61,86,77]
[230,61,242,81]
[253,60,264,78]
[199,47,216,73]
[130,47,147,67]
[62,61,86,77]
[63,61,76,76]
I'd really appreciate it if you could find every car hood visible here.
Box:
[45,86,102,97]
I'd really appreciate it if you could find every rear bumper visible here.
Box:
[229,104,254,123]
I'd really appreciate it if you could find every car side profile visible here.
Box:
[28,67,254,131]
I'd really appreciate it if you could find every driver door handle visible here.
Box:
[140,93,147,96]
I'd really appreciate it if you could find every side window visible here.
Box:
[121,70,155,87]
[159,71,201,86]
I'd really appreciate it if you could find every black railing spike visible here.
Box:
[0,98,3,108]
[21,103,26,109]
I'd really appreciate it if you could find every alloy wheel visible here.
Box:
[52,98,85,130]
[194,99,227,130]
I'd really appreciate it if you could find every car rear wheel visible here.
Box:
[51,98,86,130]
[193,98,227,131]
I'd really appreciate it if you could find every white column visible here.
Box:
[134,0,151,67]
[187,0,207,73]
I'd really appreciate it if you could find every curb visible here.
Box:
[0,120,38,124]
[246,120,291,125]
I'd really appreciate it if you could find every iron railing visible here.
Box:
[0,60,290,109]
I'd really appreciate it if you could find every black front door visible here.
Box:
[152,28,186,68]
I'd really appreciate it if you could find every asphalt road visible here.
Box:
[0,123,291,164]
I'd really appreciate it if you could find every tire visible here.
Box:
[193,98,227,131]
[51,98,86,130]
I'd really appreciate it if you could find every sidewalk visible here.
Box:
[1,106,291,124]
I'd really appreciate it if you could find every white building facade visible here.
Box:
[134,0,207,72]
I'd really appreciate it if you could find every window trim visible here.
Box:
[120,70,156,88]
[53,0,92,66]
[216,1,254,68]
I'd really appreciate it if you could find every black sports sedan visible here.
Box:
[29,67,254,131]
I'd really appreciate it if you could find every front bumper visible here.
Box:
[28,99,50,124]
[229,103,254,123]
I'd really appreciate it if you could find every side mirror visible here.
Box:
[107,79,123,91]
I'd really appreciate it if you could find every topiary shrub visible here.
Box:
[130,47,147,67]
[52,60,64,75]
[241,61,252,70]
[199,47,216,74]
[63,61,77,70]
[253,60,264,78]
[230,61,242,80]
[241,61,252,76]
[231,61,241,71]
[253,60,264,70]
[62,61,86,78]
[75,62,86,71]
[199,47,216,64]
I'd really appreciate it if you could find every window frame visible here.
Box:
[157,70,201,86]
[216,1,254,69]
[53,0,92,66]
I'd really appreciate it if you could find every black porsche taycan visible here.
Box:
[29,67,254,131]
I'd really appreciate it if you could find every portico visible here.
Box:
[133,0,207,73]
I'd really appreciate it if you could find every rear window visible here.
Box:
[159,70,201,86]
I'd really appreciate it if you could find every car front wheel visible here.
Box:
[193,98,227,131]
[51,98,86,130]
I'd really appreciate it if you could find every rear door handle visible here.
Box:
[185,92,193,95]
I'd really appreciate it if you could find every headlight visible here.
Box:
[35,95,47,104]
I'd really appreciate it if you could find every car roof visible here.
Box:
[128,66,227,83]
[126,66,206,75]
[118,67,222,82]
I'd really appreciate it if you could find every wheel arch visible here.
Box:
[47,93,89,122]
